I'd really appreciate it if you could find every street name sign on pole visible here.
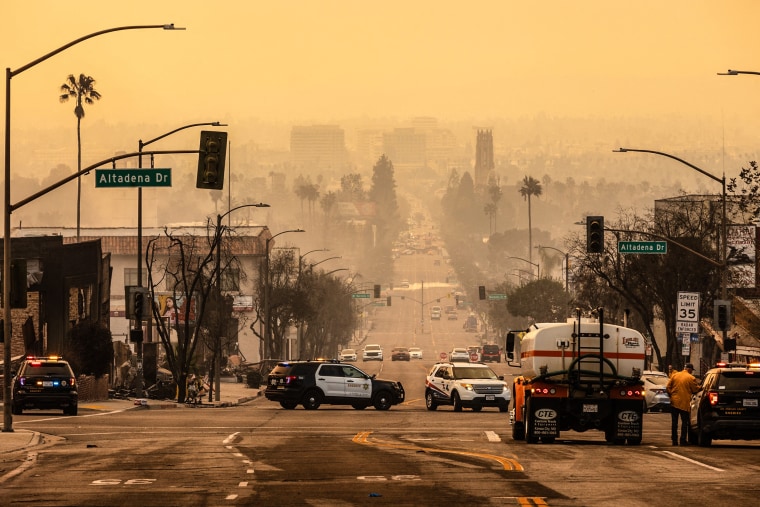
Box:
[618,241,667,254]
[352,293,370,299]
[488,294,507,300]
[95,168,172,187]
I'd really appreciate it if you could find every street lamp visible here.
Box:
[536,245,569,292]
[132,121,225,398]
[307,256,342,271]
[717,69,760,76]
[264,229,304,359]
[299,248,328,274]
[614,147,728,350]
[3,23,183,433]
[506,256,540,279]
[323,268,349,277]
[210,202,269,400]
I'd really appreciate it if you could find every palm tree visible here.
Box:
[518,175,543,266]
[60,74,102,241]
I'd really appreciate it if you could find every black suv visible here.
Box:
[688,363,760,446]
[265,360,405,410]
[12,356,78,415]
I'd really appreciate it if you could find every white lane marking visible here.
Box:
[660,450,724,471]
[247,469,254,474]
[485,431,501,442]
[226,494,238,500]
[223,432,240,445]
[238,482,248,487]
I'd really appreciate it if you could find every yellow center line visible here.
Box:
[352,431,524,472]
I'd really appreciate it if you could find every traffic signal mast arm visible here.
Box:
[607,227,722,268]
[10,149,199,213]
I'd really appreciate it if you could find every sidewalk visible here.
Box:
[0,380,264,455]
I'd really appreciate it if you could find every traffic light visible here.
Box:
[478,285,486,300]
[134,290,145,321]
[586,216,604,253]
[386,296,392,307]
[196,131,228,190]
[724,337,737,351]
[715,301,731,331]
[373,284,381,298]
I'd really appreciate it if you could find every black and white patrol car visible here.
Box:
[265,360,405,410]
[425,362,510,412]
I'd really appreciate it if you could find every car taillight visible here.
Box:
[284,375,298,385]
[70,377,76,387]
[709,392,719,406]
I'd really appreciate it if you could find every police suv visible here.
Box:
[265,360,405,410]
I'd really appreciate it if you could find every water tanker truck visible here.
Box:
[506,308,646,444]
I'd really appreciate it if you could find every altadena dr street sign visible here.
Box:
[617,241,667,254]
[352,293,370,299]
[95,168,172,188]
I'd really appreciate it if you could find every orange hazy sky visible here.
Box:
[2,1,759,131]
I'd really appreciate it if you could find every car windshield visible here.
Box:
[342,349,355,354]
[451,367,497,380]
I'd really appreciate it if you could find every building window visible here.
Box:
[124,268,147,287]
[221,269,240,292]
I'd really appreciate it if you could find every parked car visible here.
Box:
[391,347,411,361]
[11,355,78,415]
[409,347,423,360]
[641,370,670,412]
[339,348,357,362]
[425,362,511,412]
[481,344,501,363]
[264,360,405,410]
[689,362,760,446]
[362,344,383,361]
[449,348,470,362]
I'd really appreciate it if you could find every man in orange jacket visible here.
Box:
[666,363,701,445]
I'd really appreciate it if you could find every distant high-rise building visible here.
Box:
[290,125,348,171]
[474,129,494,187]
[382,128,426,170]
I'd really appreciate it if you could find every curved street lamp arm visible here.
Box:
[614,147,723,185]
[141,121,226,149]
[10,24,183,78]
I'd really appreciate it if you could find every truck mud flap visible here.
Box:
[526,396,560,443]
[611,401,643,444]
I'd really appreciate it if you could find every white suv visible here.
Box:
[362,344,383,361]
[425,362,510,412]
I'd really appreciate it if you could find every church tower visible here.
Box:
[474,129,494,187]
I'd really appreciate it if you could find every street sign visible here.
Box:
[488,294,507,300]
[618,241,667,254]
[676,291,700,335]
[95,168,172,188]
[352,293,370,299]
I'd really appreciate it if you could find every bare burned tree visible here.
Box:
[145,225,221,403]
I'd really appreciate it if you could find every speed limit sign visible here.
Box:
[676,291,699,333]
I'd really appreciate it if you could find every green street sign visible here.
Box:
[618,241,667,254]
[488,294,507,300]
[352,293,370,299]
[95,168,172,188]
